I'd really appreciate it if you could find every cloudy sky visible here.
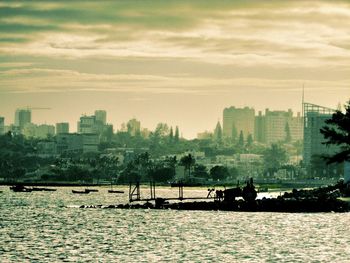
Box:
[0,0,349,138]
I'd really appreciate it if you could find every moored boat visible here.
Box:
[85,189,98,193]
[10,185,32,192]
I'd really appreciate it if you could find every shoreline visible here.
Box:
[80,197,350,213]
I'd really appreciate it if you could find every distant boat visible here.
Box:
[108,178,123,193]
[10,185,32,192]
[72,189,90,194]
[108,190,124,194]
[85,188,98,193]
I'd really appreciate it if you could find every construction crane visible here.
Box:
[24,106,52,111]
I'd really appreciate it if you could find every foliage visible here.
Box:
[149,166,174,183]
[214,121,222,142]
[238,131,244,147]
[210,165,230,181]
[320,101,350,164]
[285,122,292,143]
[192,164,209,179]
[309,155,343,178]
[246,134,253,147]
[179,154,196,177]
[263,143,288,175]
[174,126,179,142]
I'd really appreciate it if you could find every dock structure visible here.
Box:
[129,181,141,202]
[128,180,216,203]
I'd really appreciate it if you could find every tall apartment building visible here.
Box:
[0,117,4,135]
[77,115,100,152]
[22,124,55,139]
[254,109,303,144]
[15,108,31,131]
[56,133,83,154]
[303,103,337,166]
[56,122,69,134]
[223,106,255,139]
[127,118,141,136]
[95,110,107,125]
[77,115,97,134]
[254,111,265,143]
[265,109,303,144]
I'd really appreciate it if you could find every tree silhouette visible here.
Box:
[238,130,244,146]
[169,126,174,142]
[246,134,253,147]
[179,154,195,178]
[263,143,288,176]
[214,121,222,142]
[320,101,350,164]
[210,165,230,181]
[174,126,179,142]
[285,122,292,143]
[193,164,209,179]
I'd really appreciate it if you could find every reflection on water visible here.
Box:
[1,186,350,262]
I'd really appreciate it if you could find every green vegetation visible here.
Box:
[320,100,350,164]
[263,144,288,176]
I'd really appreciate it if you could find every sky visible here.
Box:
[0,0,349,138]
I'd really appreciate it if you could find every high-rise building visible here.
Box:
[82,134,99,153]
[56,122,69,134]
[56,133,83,154]
[303,103,337,166]
[254,111,265,143]
[36,124,55,138]
[223,106,255,139]
[289,112,303,143]
[265,109,292,144]
[265,109,303,144]
[22,124,55,139]
[254,109,303,144]
[15,108,31,131]
[77,115,97,134]
[127,118,141,136]
[0,117,4,135]
[95,110,107,125]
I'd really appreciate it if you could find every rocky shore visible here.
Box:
[78,179,350,213]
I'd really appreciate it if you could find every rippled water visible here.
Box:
[1,186,350,262]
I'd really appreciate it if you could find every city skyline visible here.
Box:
[0,103,326,139]
[1,1,350,138]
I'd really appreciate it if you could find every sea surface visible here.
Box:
[1,186,350,262]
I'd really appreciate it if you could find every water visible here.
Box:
[1,186,350,262]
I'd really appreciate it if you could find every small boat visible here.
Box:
[72,189,90,194]
[10,185,32,192]
[85,188,98,193]
[108,190,124,194]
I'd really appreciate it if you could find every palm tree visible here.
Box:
[263,144,288,176]
[179,154,195,178]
